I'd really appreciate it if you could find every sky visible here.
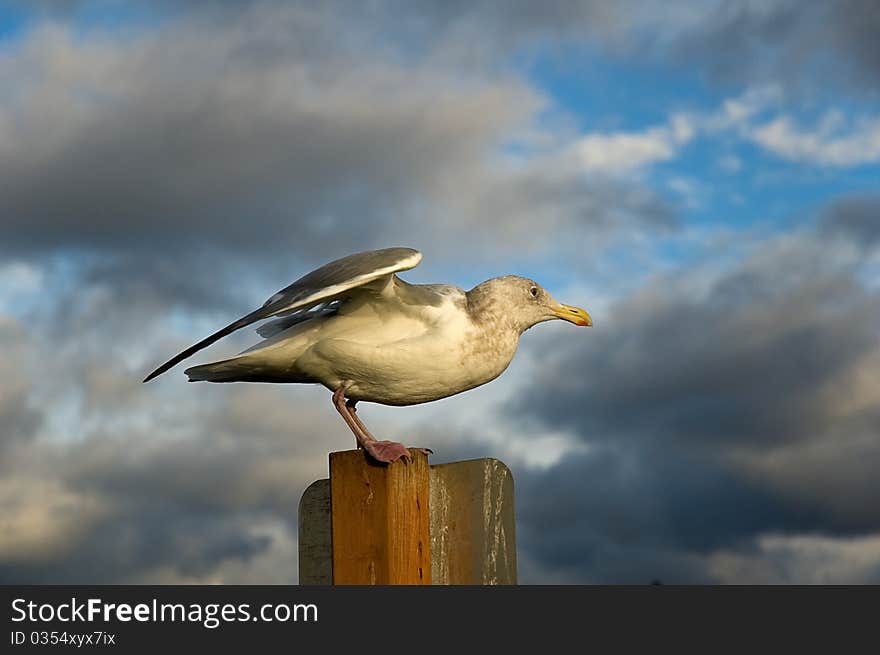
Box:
[1,0,879,584]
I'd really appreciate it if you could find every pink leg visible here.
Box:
[345,398,378,441]
[332,388,414,464]
[348,400,433,458]
[347,398,433,461]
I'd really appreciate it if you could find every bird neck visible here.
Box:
[465,280,523,336]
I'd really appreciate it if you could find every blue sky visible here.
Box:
[533,49,879,228]
[1,1,880,584]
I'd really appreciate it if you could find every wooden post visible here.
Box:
[329,449,431,585]
[429,458,516,585]
[298,450,516,585]
[297,479,331,585]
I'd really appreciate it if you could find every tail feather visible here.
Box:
[184,358,248,382]
[184,354,314,384]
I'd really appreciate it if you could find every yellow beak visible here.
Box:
[553,304,592,327]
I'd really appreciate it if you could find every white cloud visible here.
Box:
[571,114,696,175]
[0,477,111,563]
[126,519,300,584]
[696,86,880,168]
[703,85,783,132]
[709,532,880,584]
[750,113,880,166]
[562,83,880,175]
[658,85,880,169]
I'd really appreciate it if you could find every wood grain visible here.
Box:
[298,479,332,585]
[429,458,517,585]
[329,449,431,585]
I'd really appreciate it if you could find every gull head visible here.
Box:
[468,276,592,333]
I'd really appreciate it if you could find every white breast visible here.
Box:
[296,292,520,405]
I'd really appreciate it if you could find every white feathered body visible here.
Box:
[185,277,521,406]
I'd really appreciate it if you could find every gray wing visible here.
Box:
[254,300,341,339]
[143,247,422,382]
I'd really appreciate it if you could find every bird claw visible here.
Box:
[362,441,432,464]
[363,440,411,464]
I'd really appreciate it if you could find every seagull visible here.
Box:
[143,247,591,463]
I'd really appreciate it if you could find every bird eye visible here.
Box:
[529,286,538,298]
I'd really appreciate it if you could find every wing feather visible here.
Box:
[254,301,340,339]
[142,247,421,382]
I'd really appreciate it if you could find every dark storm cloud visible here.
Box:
[819,195,880,248]
[0,509,272,584]
[341,0,880,92]
[506,206,880,581]
[669,1,880,91]
[0,262,328,584]
[829,0,880,84]
[11,0,878,264]
[427,0,880,93]
[0,321,42,452]
[0,6,532,257]
[0,394,40,450]
[3,206,879,583]
[514,443,826,584]
[13,0,874,281]
[0,1,680,278]
[0,382,332,583]
[524,224,880,450]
